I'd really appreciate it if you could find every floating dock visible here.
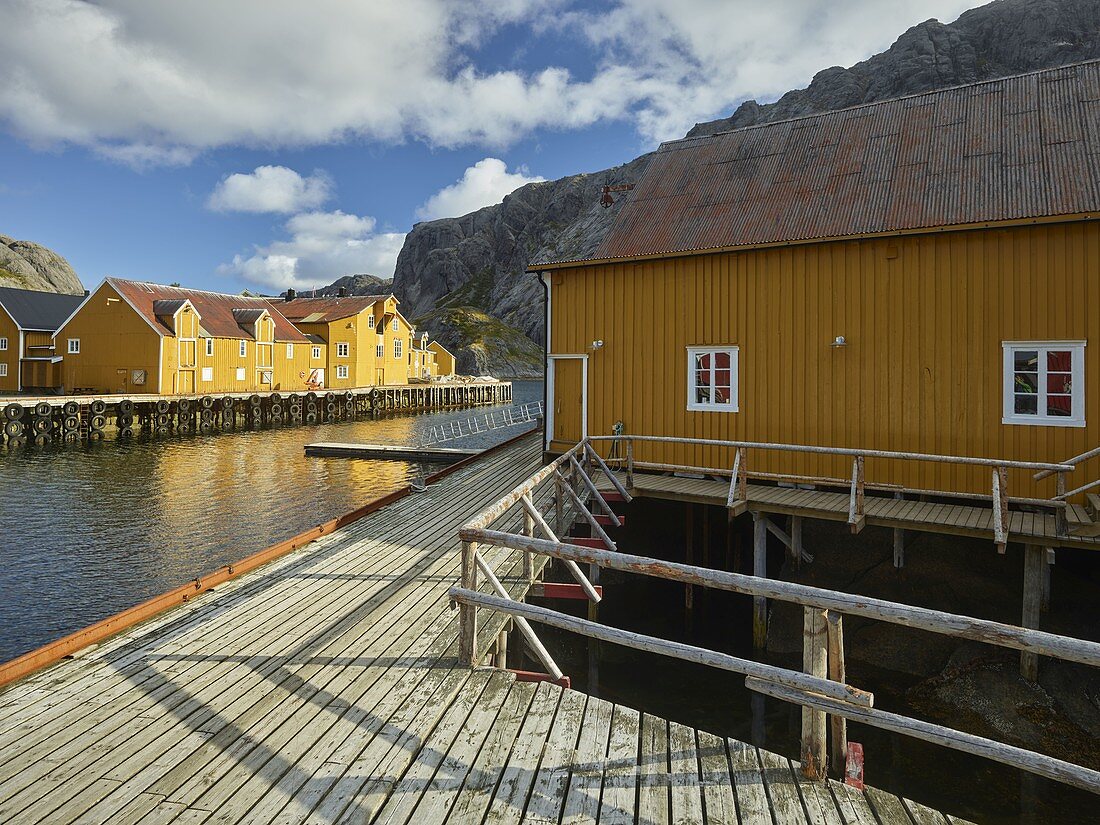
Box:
[0,432,969,823]
[305,442,480,462]
[0,380,511,447]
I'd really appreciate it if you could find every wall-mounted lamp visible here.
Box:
[106,297,120,305]
[591,339,605,350]
[831,335,847,348]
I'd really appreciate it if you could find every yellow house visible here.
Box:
[54,278,315,395]
[274,293,415,387]
[408,331,437,381]
[0,286,84,393]
[427,341,456,377]
[532,63,1100,501]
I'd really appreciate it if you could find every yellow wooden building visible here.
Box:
[428,340,456,377]
[533,62,1100,500]
[0,286,85,393]
[54,278,316,395]
[273,294,416,388]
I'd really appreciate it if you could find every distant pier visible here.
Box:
[304,442,480,462]
[0,380,511,447]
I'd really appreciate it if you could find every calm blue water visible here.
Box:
[0,380,543,662]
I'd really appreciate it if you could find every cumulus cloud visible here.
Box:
[416,158,545,221]
[219,210,406,291]
[207,166,333,214]
[0,0,981,164]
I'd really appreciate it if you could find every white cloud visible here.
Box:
[219,209,405,291]
[416,158,545,221]
[207,166,333,214]
[0,1,983,164]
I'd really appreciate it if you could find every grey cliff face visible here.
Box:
[0,236,84,295]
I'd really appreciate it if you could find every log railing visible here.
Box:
[591,434,1076,549]
[451,437,1100,795]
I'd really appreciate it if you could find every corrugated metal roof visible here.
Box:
[0,286,84,331]
[274,295,389,323]
[107,279,308,342]
[544,61,1100,266]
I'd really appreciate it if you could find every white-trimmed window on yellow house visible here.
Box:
[394,339,403,359]
[367,314,375,329]
[337,342,349,357]
[0,363,7,377]
[68,338,80,354]
[687,346,738,412]
[0,337,7,351]
[1003,341,1086,427]
[312,345,322,359]
[336,365,349,380]
[201,366,213,382]
[239,340,247,357]
[205,338,214,357]
[236,367,246,380]
[376,343,384,358]
[286,343,294,359]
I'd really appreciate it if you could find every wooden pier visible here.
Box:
[0,431,967,824]
[0,380,511,447]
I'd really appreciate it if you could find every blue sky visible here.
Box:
[0,1,979,295]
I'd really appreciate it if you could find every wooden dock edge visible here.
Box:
[0,424,540,691]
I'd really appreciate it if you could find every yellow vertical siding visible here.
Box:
[549,221,1100,499]
[0,307,18,392]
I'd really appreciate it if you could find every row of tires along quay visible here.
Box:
[0,381,512,447]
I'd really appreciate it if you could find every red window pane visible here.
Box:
[715,369,731,387]
[695,369,710,387]
[1046,373,1072,395]
[715,351,730,369]
[1047,395,1072,416]
[714,388,730,403]
[1047,351,1072,371]
[695,353,710,370]
[695,387,711,404]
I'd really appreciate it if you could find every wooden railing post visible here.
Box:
[1055,472,1068,538]
[460,540,478,666]
[848,456,865,533]
[727,447,748,518]
[554,473,565,537]
[752,513,768,652]
[522,496,535,582]
[626,437,635,488]
[826,612,848,777]
[801,607,828,780]
[1021,544,1043,681]
[993,466,1009,553]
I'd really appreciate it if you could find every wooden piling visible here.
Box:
[494,628,508,669]
[826,611,847,777]
[801,606,828,780]
[752,513,767,651]
[460,540,478,666]
[1021,544,1043,681]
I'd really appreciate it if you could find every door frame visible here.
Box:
[546,353,588,449]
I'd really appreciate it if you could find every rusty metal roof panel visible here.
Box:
[108,279,309,342]
[274,295,388,323]
[545,61,1100,267]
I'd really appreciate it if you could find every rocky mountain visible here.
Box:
[0,235,83,295]
[289,273,392,299]
[391,0,1099,377]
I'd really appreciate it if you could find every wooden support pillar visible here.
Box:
[459,540,478,666]
[522,507,535,582]
[1021,544,1043,681]
[1042,547,1054,613]
[494,628,508,669]
[893,528,905,569]
[826,612,847,777]
[791,516,803,572]
[801,607,828,780]
[752,513,768,652]
[554,474,565,537]
[685,504,695,614]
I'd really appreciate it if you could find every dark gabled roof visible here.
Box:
[540,60,1100,267]
[0,286,84,331]
[231,307,267,325]
[273,295,390,323]
[103,278,308,342]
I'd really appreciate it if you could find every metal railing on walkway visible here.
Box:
[423,401,543,446]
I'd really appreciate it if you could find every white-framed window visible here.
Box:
[205,338,214,357]
[0,363,7,377]
[67,338,80,354]
[239,340,247,357]
[394,339,402,359]
[286,343,294,359]
[376,344,384,358]
[337,342,349,357]
[1003,341,1085,427]
[0,337,7,351]
[336,364,349,379]
[392,318,399,331]
[311,345,321,359]
[236,367,246,381]
[687,346,738,412]
[367,314,375,329]
[201,366,213,382]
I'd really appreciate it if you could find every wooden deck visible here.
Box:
[0,432,969,824]
[620,471,1100,550]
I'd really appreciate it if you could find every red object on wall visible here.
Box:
[845,742,865,789]
[510,669,571,688]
